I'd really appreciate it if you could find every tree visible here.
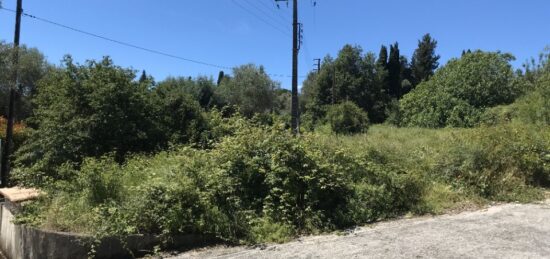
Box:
[411,34,440,86]
[139,70,148,83]
[0,41,50,120]
[156,76,218,109]
[387,43,402,99]
[399,51,520,128]
[377,45,388,69]
[301,45,388,123]
[152,82,207,145]
[216,64,279,117]
[16,56,163,179]
[400,55,413,95]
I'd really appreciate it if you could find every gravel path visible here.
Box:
[169,199,550,259]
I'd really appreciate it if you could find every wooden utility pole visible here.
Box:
[276,0,299,135]
[1,0,23,187]
[291,0,299,135]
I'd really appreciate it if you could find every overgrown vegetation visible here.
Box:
[2,36,548,252]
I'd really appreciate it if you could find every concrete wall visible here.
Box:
[0,203,219,259]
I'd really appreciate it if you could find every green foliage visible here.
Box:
[326,101,369,134]
[0,41,50,120]
[152,82,208,145]
[411,34,440,85]
[400,51,520,128]
[155,76,219,109]
[387,43,402,99]
[435,124,549,198]
[301,45,388,123]
[216,64,279,117]
[17,122,426,245]
[14,56,208,185]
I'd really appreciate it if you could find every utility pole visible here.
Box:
[313,58,321,74]
[291,0,299,135]
[276,0,300,135]
[1,0,23,187]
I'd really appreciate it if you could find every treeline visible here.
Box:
[3,37,549,248]
[302,34,440,125]
[1,38,549,184]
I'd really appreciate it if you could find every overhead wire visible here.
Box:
[257,0,291,26]
[230,0,291,37]
[0,6,304,78]
[241,0,290,30]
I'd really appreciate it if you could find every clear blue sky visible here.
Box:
[1,0,549,89]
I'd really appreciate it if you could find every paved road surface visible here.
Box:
[169,200,550,259]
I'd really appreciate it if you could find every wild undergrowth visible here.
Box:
[14,119,549,247]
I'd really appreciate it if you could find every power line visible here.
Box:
[0,7,305,78]
[0,7,231,70]
[242,0,289,29]
[231,0,291,37]
[256,0,292,26]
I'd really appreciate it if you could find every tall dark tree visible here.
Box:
[387,42,402,99]
[302,46,388,123]
[400,55,413,95]
[377,45,388,68]
[139,70,147,83]
[411,34,440,85]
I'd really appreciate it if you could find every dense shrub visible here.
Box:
[216,64,279,117]
[13,57,208,185]
[17,122,425,245]
[152,85,208,145]
[435,124,550,199]
[481,62,550,127]
[399,51,521,127]
[326,101,369,134]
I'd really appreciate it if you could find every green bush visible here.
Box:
[434,123,549,199]
[326,101,369,134]
[14,56,209,185]
[400,51,521,128]
[16,122,426,245]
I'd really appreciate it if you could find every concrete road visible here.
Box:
[169,200,550,259]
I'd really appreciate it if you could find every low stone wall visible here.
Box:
[0,203,217,259]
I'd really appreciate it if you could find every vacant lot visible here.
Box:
[171,199,550,258]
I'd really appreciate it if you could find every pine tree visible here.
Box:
[411,34,440,85]
[387,42,402,99]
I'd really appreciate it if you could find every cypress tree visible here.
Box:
[377,45,388,68]
[411,34,440,85]
[139,70,147,83]
[387,42,402,99]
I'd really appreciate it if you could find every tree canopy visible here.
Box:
[399,51,521,127]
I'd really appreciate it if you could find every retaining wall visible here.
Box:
[0,203,216,259]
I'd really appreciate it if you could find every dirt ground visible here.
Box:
[167,199,550,259]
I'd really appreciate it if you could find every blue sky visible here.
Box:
[0,0,549,89]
